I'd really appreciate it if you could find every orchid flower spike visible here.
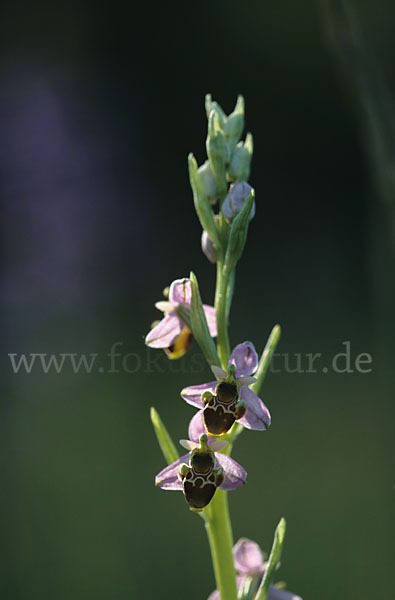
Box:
[155,433,247,511]
[208,537,303,600]
[145,278,217,359]
[181,341,271,436]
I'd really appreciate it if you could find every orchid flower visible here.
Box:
[155,433,247,510]
[208,538,302,600]
[181,341,271,435]
[145,277,217,359]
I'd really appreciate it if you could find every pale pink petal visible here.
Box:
[238,387,271,431]
[179,439,198,451]
[268,586,303,600]
[154,300,173,313]
[155,454,190,490]
[181,381,217,409]
[203,304,218,337]
[209,439,228,452]
[188,410,206,442]
[215,454,247,490]
[169,278,192,305]
[211,365,227,380]
[229,341,258,377]
[145,312,182,348]
[233,538,265,574]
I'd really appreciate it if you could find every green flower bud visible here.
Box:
[223,190,254,276]
[205,93,226,129]
[228,132,253,182]
[188,153,221,251]
[224,95,245,150]
[201,230,218,264]
[198,160,218,205]
[222,182,255,223]
[206,110,228,195]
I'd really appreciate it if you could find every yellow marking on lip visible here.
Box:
[164,326,193,360]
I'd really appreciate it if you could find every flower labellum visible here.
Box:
[178,434,224,510]
[155,434,247,511]
[201,365,246,435]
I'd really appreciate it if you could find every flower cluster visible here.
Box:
[208,538,302,600]
[147,277,270,509]
[146,95,302,600]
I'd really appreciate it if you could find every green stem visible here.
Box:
[204,489,238,600]
[203,259,237,600]
[215,261,231,368]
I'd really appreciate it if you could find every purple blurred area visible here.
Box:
[1,64,154,336]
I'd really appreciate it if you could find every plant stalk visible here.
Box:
[214,261,231,368]
[204,490,238,600]
[203,261,238,600]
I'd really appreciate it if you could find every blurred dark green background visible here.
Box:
[1,1,394,599]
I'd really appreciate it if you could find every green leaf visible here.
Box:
[223,190,254,276]
[150,407,179,465]
[251,325,281,396]
[255,518,287,600]
[174,303,192,330]
[189,271,221,367]
[188,153,221,251]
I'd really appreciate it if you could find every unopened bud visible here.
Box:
[222,182,255,223]
[206,110,228,195]
[228,132,253,182]
[198,160,218,205]
[205,94,226,129]
[201,230,218,264]
[223,190,255,276]
[224,95,245,150]
[188,153,221,251]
